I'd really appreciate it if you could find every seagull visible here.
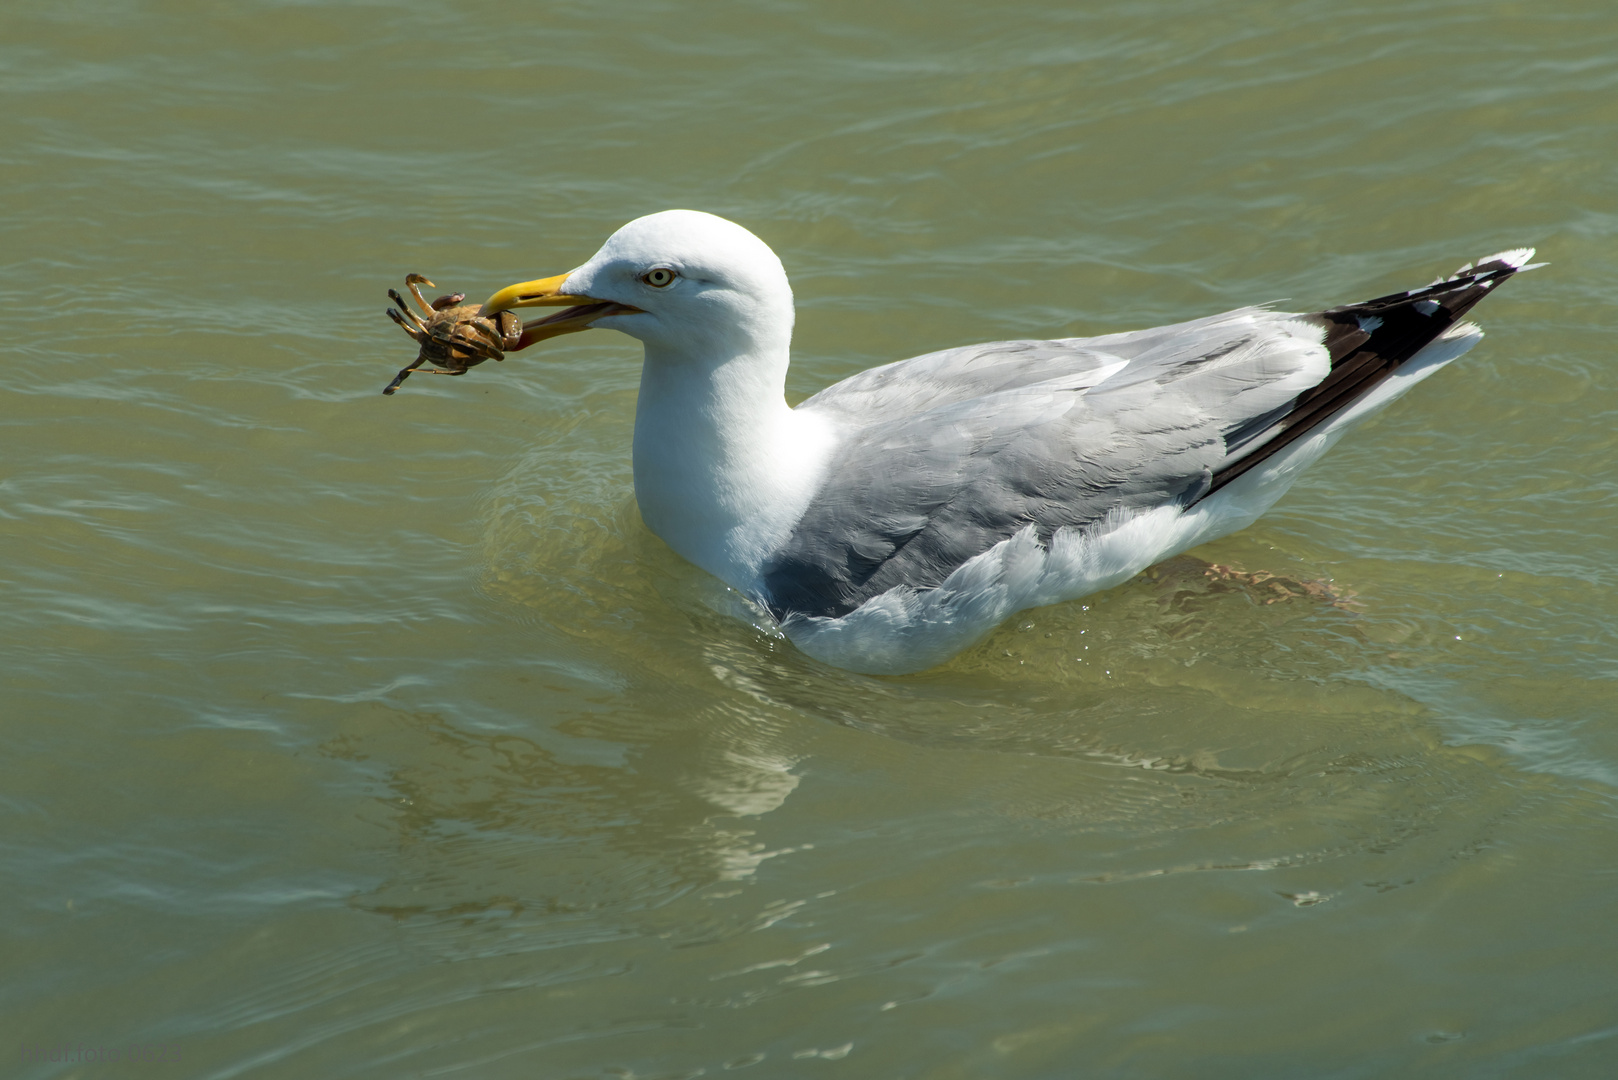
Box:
[475,210,1536,674]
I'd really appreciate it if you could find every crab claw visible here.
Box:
[404,274,437,316]
[430,292,466,311]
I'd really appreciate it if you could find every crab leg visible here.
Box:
[381,365,417,395]
[426,318,501,362]
[386,305,427,343]
[452,336,501,363]
[381,363,471,395]
[388,289,429,332]
[404,274,438,317]
[465,319,505,349]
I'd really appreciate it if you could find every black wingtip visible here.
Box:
[1203,248,1538,499]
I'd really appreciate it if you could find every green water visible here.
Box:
[4,1,1617,1076]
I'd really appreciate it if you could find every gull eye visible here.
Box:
[642,268,676,288]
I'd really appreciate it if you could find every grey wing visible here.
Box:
[760,309,1330,619]
[797,306,1278,423]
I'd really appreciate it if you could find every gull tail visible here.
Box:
[1207,248,1542,496]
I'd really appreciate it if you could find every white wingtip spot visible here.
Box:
[1483,247,1536,269]
[1414,299,1440,316]
[1356,314,1384,333]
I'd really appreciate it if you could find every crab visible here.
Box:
[381,274,524,395]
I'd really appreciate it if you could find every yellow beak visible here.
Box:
[479,272,642,351]
[479,273,594,315]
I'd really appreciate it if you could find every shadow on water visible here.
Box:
[378,447,1537,907]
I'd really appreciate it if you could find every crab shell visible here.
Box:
[412,304,524,372]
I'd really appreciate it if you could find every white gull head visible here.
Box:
[562,210,796,362]
[530,210,836,593]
